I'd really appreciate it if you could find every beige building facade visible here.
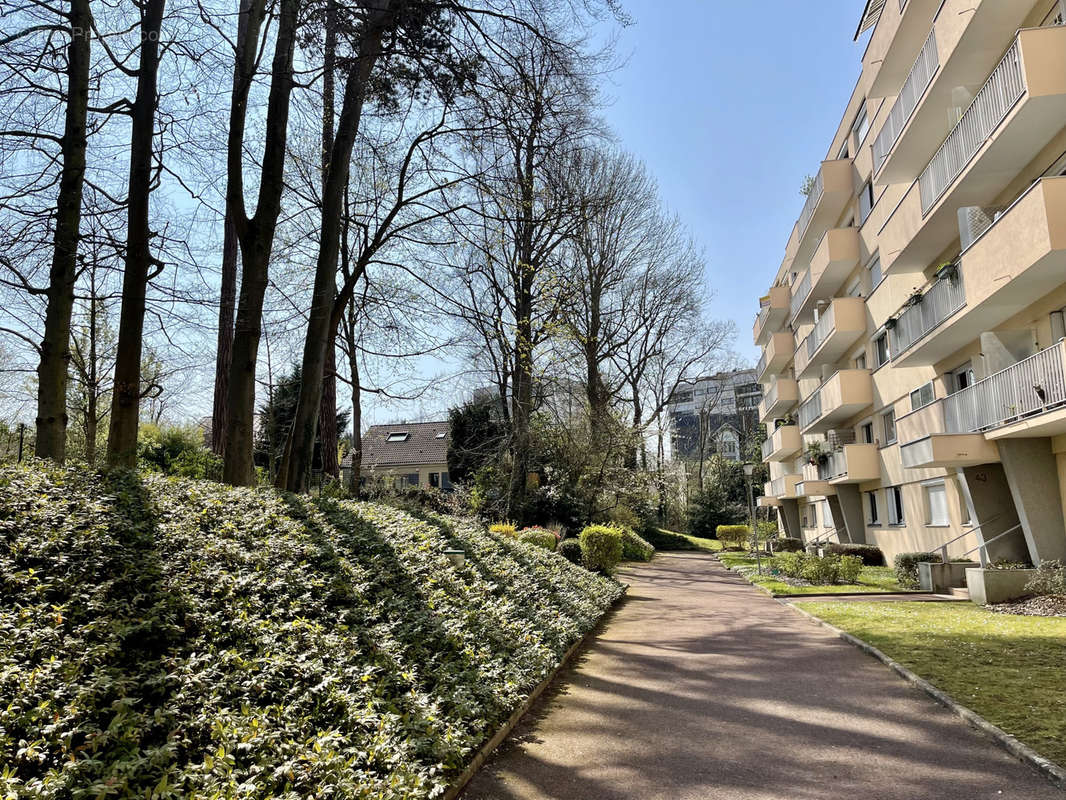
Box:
[756,0,1066,566]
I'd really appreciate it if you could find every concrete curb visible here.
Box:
[444,586,627,800]
[783,599,1066,791]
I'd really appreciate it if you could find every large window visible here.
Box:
[924,481,949,526]
[867,254,883,289]
[881,409,897,444]
[887,486,905,525]
[859,181,875,224]
[852,101,870,146]
[822,500,835,529]
[874,334,890,367]
[861,421,874,444]
[867,490,880,525]
[910,381,936,411]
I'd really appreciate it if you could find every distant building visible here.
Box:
[667,369,761,461]
[342,421,452,489]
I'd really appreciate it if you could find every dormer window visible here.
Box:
[435,432,446,439]
[387,432,410,442]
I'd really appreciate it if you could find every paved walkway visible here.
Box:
[463,552,1061,800]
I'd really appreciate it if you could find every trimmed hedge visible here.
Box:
[642,528,699,551]
[770,537,804,553]
[894,551,943,588]
[557,538,583,565]
[579,525,624,575]
[518,527,558,551]
[773,552,863,585]
[826,542,886,566]
[0,463,624,799]
[716,524,751,549]
[619,527,655,562]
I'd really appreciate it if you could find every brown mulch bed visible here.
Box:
[986,595,1066,617]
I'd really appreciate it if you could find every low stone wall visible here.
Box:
[965,568,1039,605]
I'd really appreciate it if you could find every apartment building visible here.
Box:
[668,369,761,461]
[756,0,1066,566]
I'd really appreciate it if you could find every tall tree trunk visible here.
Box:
[280,9,388,493]
[211,212,238,455]
[222,0,300,486]
[106,0,166,468]
[34,0,91,462]
[345,301,362,495]
[507,285,534,515]
[85,277,98,466]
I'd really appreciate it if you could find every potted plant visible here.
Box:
[884,317,898,330]
[906,288,924,307]
[935,261,959,282]
[805,441,828,467]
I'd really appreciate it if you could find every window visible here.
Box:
[867,490,880,525]
[435,432,446,440]
[924,481,949,526]
[882,409,897,444]
[846,278,863,298]
[821,500,834,529]
[387,432,410,442]
[852,101,870,146]
[867,254,883,288]
[887,486,905,525]
[950,363,974,393]
[855,352,868,370]
[874,334,890,367]
[441,472,452,490]
[1051,308,1065,341]
[909,381,936,411]
[429,472,440,488]
[405,473,419,486]
[861,421,874,444]
[838,140,850,159]
[859,181,875,224]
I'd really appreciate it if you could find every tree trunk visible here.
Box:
[34,0,91,462]
[85,283,98,466]
[280,10,388,493]
[106,0,165,468]
[507,286,534,514]
[345,302,362,495]
[222,0,300,486]
[211,211,238,455]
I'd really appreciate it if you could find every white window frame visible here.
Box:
[866,253,883,290]
[882,408,897,444]
[859,180,875,224]
[923,480,950,527]
[909,381,936,412]
[852,101,870,146]
[867,490,881,525]
[887,485,905,526]
[874,333,890,367]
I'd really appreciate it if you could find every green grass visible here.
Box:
[718,554,907,595]
[673,531,723,552]
[795,601,1066,766]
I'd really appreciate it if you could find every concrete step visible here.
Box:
[949,587,971,600]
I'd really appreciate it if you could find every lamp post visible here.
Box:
[743,462,761,575]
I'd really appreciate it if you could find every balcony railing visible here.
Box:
[873,28,938,172]
[958,203,1010,251]
[798,391,823,430]
[763,378,780,411]
[819,449,848,481]
[943,341,1066,433]
[918,40,1024,213]
[889,270,966,357]
[805,304,836,358]
[796,170,825,241]
[790,270,812,321]
[761,437,774,461]
[756,350,768,378]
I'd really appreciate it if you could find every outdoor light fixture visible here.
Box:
[743,463,761,575]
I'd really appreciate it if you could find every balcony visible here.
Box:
[756,331,795,383]
[799,370,874,435]
[898,399,1002,469]
[887,268,965,362]
[872,28,939,174]
[789,160,855,268]
[790,228,861,324]
[797,463,835,499]
[768,474,802,500]
[864,0,941,100]
[753,286,792,346]
[879,25,1066,274]
[794,297,867,379]
[762,424,802,463]
[759,376,799,423]
[891,177,1066,366]
[819,444,881,484]
[874,1,1047,185]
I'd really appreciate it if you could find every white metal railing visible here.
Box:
[819,449,848,481]
[770,475,796,497]
[799,390,823,430]
[796,170,824,241]
[889,271,966,356]
[873,28,938,171]
[764,378,780,411]
[790,270,812,320]
[805,303,837,359]
[943,341,1066,433]
[958,203,1010,251]
[919,40,1025,213]
[756,350,769,378]
[761,436,774,461]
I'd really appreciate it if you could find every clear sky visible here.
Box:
[598,0,869,367]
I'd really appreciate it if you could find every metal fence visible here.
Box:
[799,391,823,430]
[796,170,824,241]
[761,437,775,461]
[873,28,938,171]
[790,269,812,320]
[919,39,1025,213]
[805,303,837,359]
[889,272,966,356]
[819,449,848,481]
[943,341,1066,433]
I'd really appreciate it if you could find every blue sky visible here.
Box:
[598,0,869,367]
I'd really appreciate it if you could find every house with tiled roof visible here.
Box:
[341,421,452,489]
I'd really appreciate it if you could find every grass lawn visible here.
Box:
[675,532,723,552]
[795,601,1066,766]
[718,553,907,595]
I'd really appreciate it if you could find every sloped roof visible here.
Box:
[344,421,450,468]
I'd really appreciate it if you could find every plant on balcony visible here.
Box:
[775,415,796,429]
[934,261,959,282]
[905,288,924,307]
[884,316,898,330]
[805,441,829,467]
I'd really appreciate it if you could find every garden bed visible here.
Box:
[718,553,907,595]
[794,601,1066,766]
[0,463,624,799]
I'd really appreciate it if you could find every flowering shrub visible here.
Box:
[0,462,624,799]
[489,522,517,538]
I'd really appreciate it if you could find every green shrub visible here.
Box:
[756,520,779,541]
[837,554,863,584]
[0,462,624,799]
[774,551,807,577]
[716,524,751,550]
[619,527,655,562]
[579,525,624,575]
[643,528,698,551]
[771,537,804,553]
[518,527,558,551]
[800,553,840,585]
[1024,559,1066,596]
[557,538,583,565]
[826,542,885,566]
[894,551,942,588]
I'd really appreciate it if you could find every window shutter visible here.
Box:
[855,0,887,40]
